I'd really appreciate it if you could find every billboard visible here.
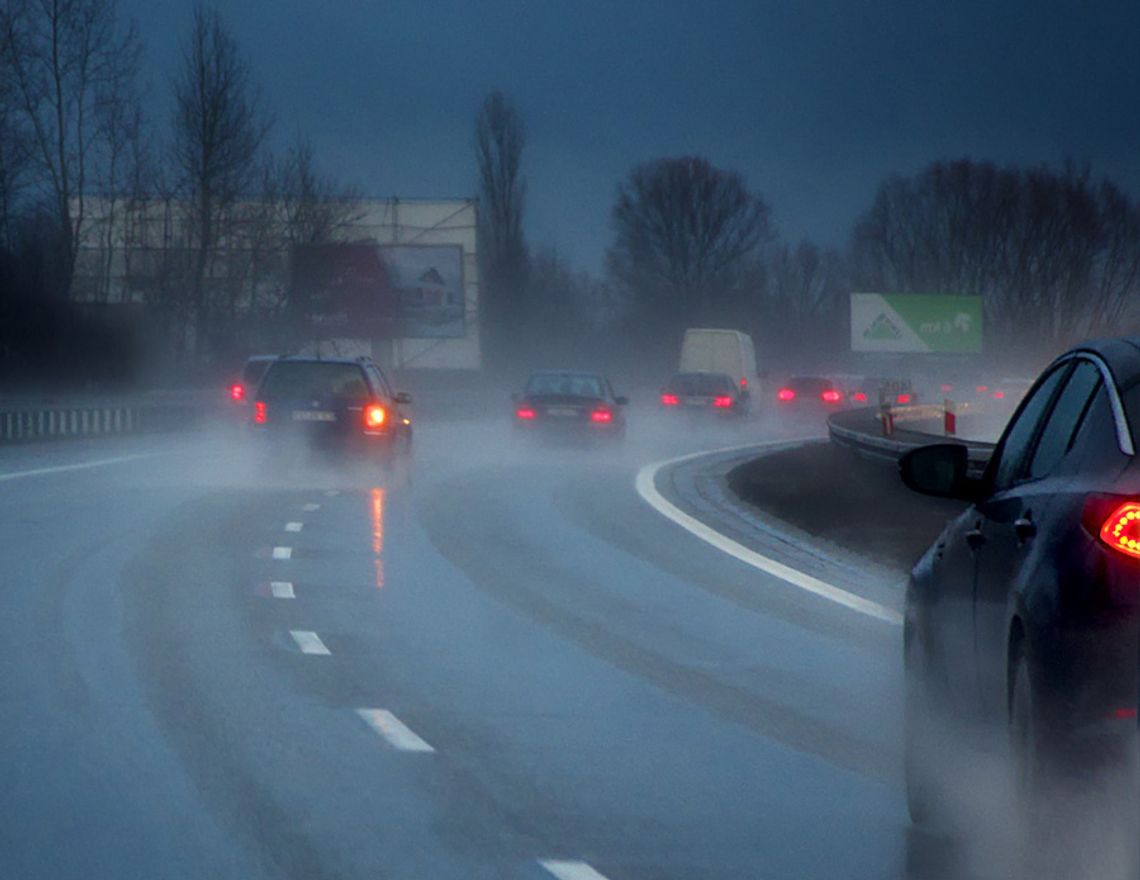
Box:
[850,293,983,353]
[379,244,465,339]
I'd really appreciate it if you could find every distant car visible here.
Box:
[678,328,757,395]
[513,370,627,440]
[249,356,412,465]
[846,375,918,406]
[227,354,278,424]
[775,376,846,409]
[900,338,1140,841]
[660,371,749,416]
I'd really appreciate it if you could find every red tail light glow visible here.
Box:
[896,393,913,404]
[591,408,613,423]
[940,384,953,393]
[740,377,747,388]
[253,401,267,424]
[852,391,868,403]
[777,388,796,401]
[661,393,679,406]
[364,404,387,428]
[230,383,245,402]
[976,385,989,394]
[1098,501,1140,559]
[821,390,842,403]
[993,390,1006,400]
[713,395,733,408]
[515,407,536,420]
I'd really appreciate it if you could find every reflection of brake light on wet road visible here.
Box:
[371,487,386,588]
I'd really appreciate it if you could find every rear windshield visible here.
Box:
[526,373,604,398]
[787,377,834,395]
[670,373,734,394]
[259,362,370,400]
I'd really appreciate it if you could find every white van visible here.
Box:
[679,329,757,392]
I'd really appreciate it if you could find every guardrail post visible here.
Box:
[879,402,895,436]
[944,398,957,436]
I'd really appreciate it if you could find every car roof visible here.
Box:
[1067,338,1140,391]
[528,369,604,379]
[271,355,372,367]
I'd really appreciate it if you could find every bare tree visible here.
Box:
[278,133,364,247]
[762,240,846,346]
[172,2,269,358]
[474,90,528,345]
[606,156,772,324]
[0,0,140,296]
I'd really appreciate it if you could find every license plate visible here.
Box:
[292,410,336,422]
[547,407,579,417]
[684,397,709,406]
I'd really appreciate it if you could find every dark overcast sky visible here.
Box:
[123,0,1140,271]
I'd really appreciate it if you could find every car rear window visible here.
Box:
[670,373,734,394]
[259,362,371,400]
[526,373,604,398]
[787,377,833,395]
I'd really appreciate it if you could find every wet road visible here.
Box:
[0,415,951,879]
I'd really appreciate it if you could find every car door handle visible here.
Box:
[1014,517,1037,542]
[966,527,986,550]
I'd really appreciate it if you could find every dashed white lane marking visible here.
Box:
[272,546,293,560]
[269,581,295,599]
[290,630,330,655]
[355,709,435,752]
[539,861,612,880]
[285,522,303,532]
[0,451,168,483]
[301,503,320,512]
[635,443,903,627]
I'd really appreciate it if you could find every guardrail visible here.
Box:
[828,406,995,477]
[0,393,214,445]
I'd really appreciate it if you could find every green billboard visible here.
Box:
[850,293,983,353]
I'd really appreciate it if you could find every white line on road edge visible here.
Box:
[635,442,903,627]
[0,451,168,483]
[301,503,320,512]
[540,860,612,880]
[355,709,435,752]
[290,630,330,655]
[272,546,293,560]
[269,581,295,599]
[285,522,303,532]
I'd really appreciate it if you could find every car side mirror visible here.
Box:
[394,391,412,405]
[615,396,629,406]
[899,444,976,500]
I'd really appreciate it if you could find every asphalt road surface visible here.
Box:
[0,412,981,879]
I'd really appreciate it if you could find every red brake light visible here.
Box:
[940,384,953,393]
[896,393,912,404]
[993,390,1006,400]
[1098,501,1140,559]
[591,408,613,423]
[740,377,747,388]
[253,401,267,424]
[230,383,245,402]
[976,385,989,394]
[821,390,842,403]
[777,388,795,401]
[364,404,387,428]
[515,407,536,420]
[713,395,733,408]
[661,393,679,406]
[852,391,868,403]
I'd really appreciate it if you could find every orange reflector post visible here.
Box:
[364,405,387,428]
[1100,502,1140,559]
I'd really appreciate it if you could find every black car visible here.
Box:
[660,371,749,416]
[775,376,846,409]
[901,339,1140,834]
[250,356,413,463]
[513,370,627,439]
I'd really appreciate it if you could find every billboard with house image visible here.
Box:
[379,244,466,338]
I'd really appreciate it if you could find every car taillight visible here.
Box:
[852,391,868,403]
[364,405,387,428]
[976,385,989,393]
[777,388,795,401]
[896,393,912,404]
[993,390,1006,400]
[253,401,267,424]
[1096,501,1140,559]
[230,383,245,402]
[713,395,733,408]
[591,408,613,423]
[515,407,536,420]
[821,390,842,403]
[661,393,679,406]
[940,384,953,393]
[740,377,747,389]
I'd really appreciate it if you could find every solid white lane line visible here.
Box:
[0,451,168,483]
[272,546,293,560]
[355,709,435,752]
[302,503,320,512]
[285,522,303,532]
[635,443,903,627]
[269,581,295,599]
[539,861,612,880]
[290,630,330,655]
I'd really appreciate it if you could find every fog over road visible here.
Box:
[0,415,975,879]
